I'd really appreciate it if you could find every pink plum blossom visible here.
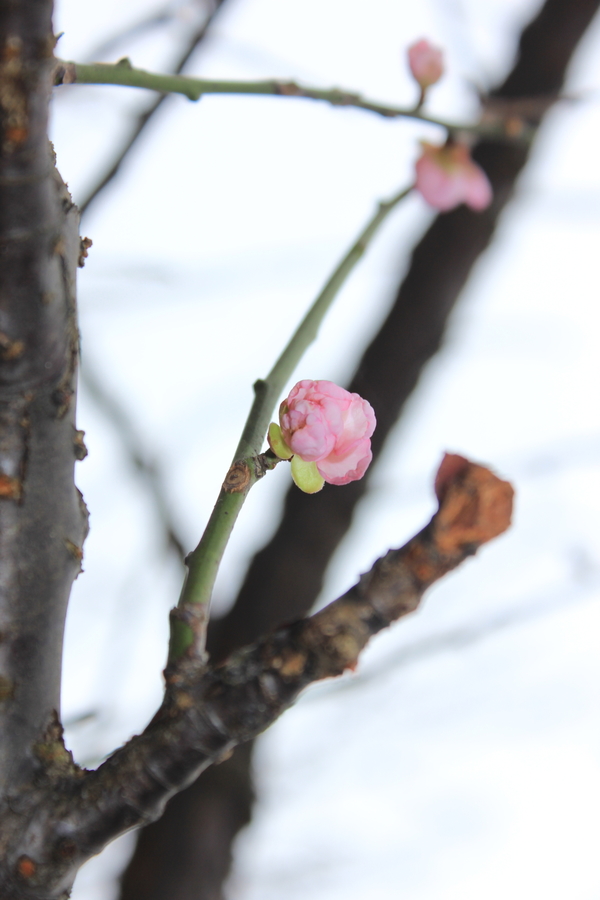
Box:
[415,142,493,212]
[407,39,444,90]
[273,380,376,487]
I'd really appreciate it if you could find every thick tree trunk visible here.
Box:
[0,0,85,786]
[118,1,600,898]
[0,2,87,894]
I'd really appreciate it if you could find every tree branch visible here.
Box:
[0,456,512,896]
[55,59,531,139]
[85,0,214,62]
[171,184,413,663]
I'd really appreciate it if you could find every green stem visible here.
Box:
[237,184,414,459]
[171,184,413,662]
[56,59,504,137]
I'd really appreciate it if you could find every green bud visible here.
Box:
[268,422,293,459]
[290,455,325,493]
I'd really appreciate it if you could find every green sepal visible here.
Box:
[268,422,293,459]
[290,455,325,493]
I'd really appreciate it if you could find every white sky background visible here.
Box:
[48,0,600,897]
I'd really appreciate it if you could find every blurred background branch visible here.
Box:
[86,0,220,62]
[75,0,232,569]
[79,0,229,217]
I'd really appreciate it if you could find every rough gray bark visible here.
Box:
[118,1,600,897]
[0,0,87,798]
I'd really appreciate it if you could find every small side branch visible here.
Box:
[54,60,528,139]
[173,184,413,662]
[3,456,512,895]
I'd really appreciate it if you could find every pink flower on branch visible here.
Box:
[415,142,493,212]
[407,39,444,90]
[268,380,376,493]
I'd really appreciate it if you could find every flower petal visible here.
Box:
[280,379,376,488]
[317,440,373,486]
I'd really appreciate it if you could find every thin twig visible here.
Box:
[86,1,214,61]
[171,184,414,664]
[55,60,527,139]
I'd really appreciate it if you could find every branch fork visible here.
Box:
[0,453,512,897]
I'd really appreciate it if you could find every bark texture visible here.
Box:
[0,1,86,798]
[119,0,600,897]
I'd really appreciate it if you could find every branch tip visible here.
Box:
[433,453,514,556]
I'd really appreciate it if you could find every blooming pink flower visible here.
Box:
[271,380,376,488]
[415,142,493,212]
[407,39,444,90]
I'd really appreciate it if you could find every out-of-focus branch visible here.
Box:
[81,363,187,560]
[77,2,230,567]
[119,1,600,898]
[77,0,228,217]
[0,457,512,896]
[87,1,217,62]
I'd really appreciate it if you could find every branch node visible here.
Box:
[0,473,22,500]
[222,460,251,493]
[73,428,88,460]
[53,60,76,86]
[33,711,83,780]
[166,605,210,676]
[64,538,83,562]
[274,80,303,97]
[78,236,92,267]
[0,330,25,360]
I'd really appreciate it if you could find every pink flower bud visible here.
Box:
[273,380,376,488]
[415,142,493,212]
[407,39,444,90]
